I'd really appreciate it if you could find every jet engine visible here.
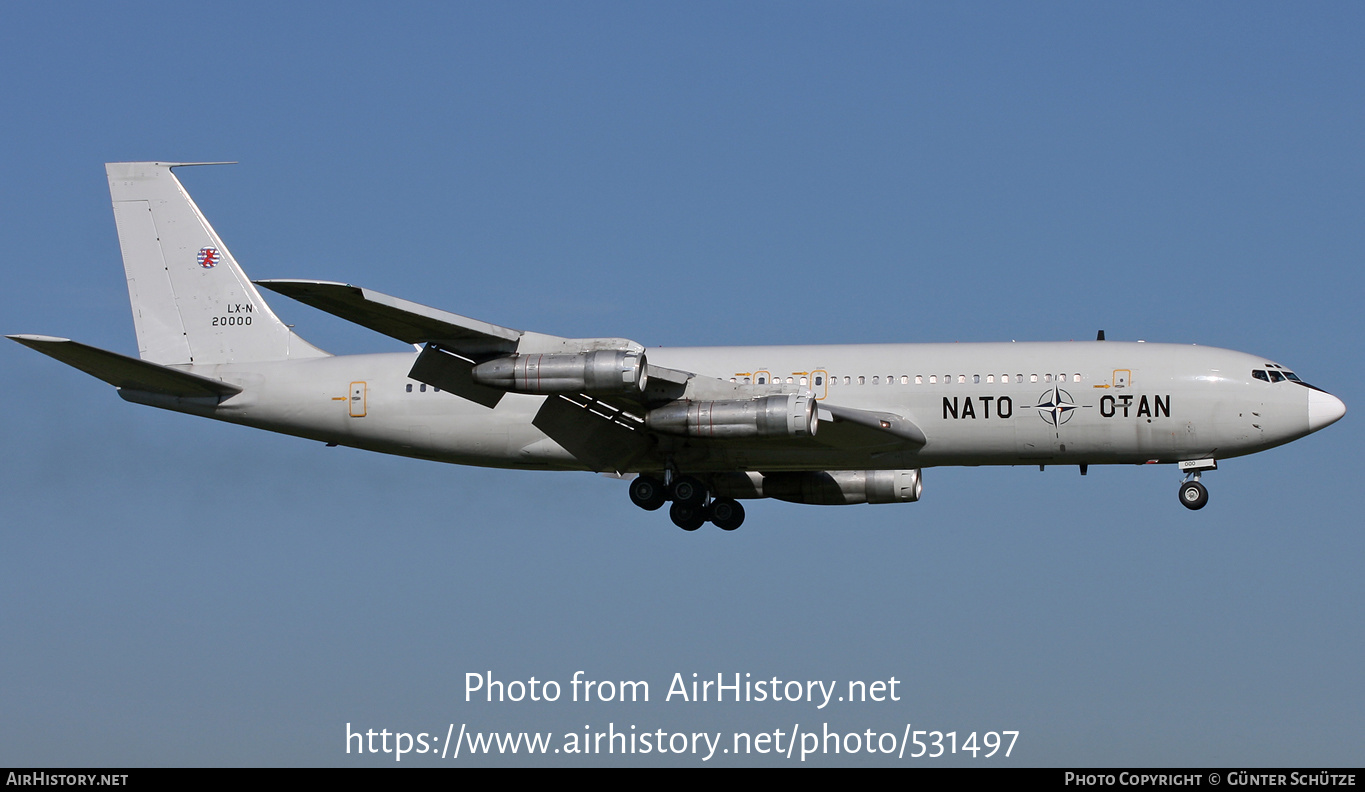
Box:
[759,469,923,505]
[471,350,646,396]
[645,393,817,439]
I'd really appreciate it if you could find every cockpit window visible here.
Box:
[1284,372,1301,382]
[1267,370,1286,383]
[1252,370,1269,382]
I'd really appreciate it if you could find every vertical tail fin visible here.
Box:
[106,161,328,365]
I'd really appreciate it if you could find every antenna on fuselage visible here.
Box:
[1096,330,1105,341]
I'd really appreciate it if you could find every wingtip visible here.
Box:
[104,161,237,168]
[8,333,72,344]
[168,161,238,168]
[255,279,354,289]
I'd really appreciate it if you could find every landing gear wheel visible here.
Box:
[670,475,707,508]
[709,498,745,531]
[1179,480,1209,510]
[628,475,667,511]
[670,501,706,531]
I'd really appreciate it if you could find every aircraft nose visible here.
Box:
[1307,388,1346,432]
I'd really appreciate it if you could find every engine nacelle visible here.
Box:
[471,351,646,395]
[645,394,817,439]
[761,469,922,505]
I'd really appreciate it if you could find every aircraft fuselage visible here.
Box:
[141,340,1324,475]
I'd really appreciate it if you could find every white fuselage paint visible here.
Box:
[131,340,1321,475]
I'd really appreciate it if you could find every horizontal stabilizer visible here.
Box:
[8,335,242,398]
[256,280,522,355]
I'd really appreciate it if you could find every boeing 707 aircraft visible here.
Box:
[10,162,1347,531]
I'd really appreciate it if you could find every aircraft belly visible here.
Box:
[660,440,916,473]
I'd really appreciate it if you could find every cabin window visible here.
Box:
[957,374,966,384]
[973,374,980,384]
[757,376,766,384]
[1045,374,1053,383]
[915,375,923,384]
[420,383,427,392]
[929,375,937,384]
[858,376,865,385]
[872,376,880,384]
[730,377,736,383]
[743,377,751,384]
[986,374,994,383]
[844,376,851,385]
[800,377,808,386]
[1073,374,1081,382]
[1030,374,1038,383]
[814,375,823,386]
[901,375,909,384]
[1016,374,1024,383]
[406,384,413,392]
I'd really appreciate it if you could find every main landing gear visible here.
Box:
[630,474,745,531]
[628,476,668,511]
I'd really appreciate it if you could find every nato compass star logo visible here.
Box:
[1031,386,1081,427]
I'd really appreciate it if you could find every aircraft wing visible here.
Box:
[7,335,242,398]
[256,280,522,356]
[258,279,707,402]
[256,279,926,449]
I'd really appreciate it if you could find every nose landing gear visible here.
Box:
[1179,479,1209,510]
[1177,459,1216,510]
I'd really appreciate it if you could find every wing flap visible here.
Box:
[8,335,242,398]
[406,344,507,408]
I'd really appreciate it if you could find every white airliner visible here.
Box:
[10,162,1347,531]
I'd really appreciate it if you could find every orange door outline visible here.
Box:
[349,381,367,417]
[810,369,829,400]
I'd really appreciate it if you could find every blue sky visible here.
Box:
[1,2,1361,766]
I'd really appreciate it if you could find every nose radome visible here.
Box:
[1308,389,1346,432]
